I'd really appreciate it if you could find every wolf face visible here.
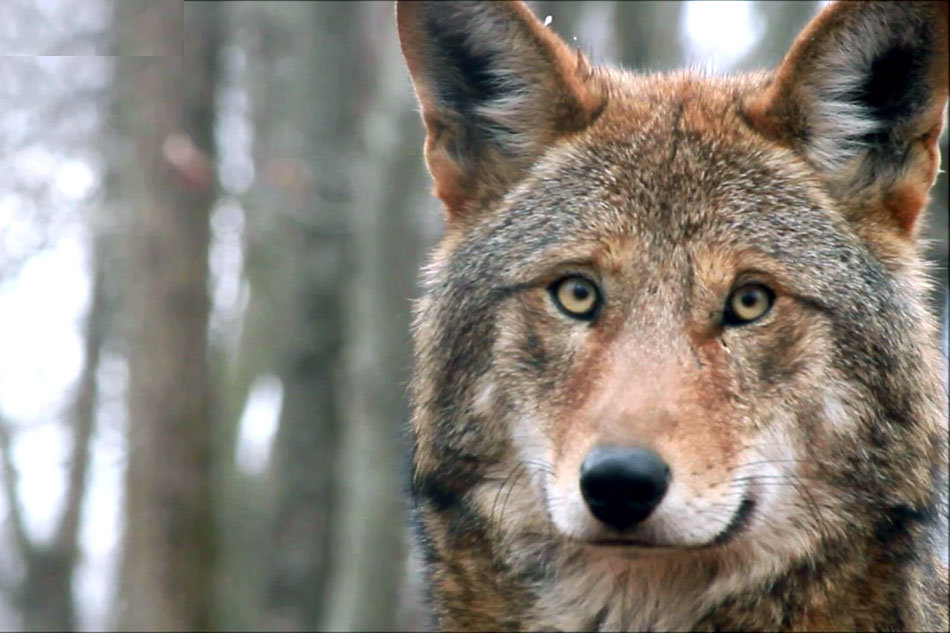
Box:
[399,2,949,630]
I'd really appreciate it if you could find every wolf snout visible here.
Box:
[579,446,670,531]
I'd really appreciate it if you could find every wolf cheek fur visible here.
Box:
[397,1,950,631]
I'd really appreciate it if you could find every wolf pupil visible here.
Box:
[741,291,758,307]
[572,284,590,300]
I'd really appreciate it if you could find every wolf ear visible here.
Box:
[744,1,949,237]
[396,0,604,219]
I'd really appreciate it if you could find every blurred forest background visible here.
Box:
[0,1,945,631]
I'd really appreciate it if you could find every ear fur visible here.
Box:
[396,0,605,219]
[744,0,949,237]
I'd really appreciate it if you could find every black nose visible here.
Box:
[580,446,670,531]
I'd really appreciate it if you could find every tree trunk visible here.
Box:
[224,2,369,629]
[322,4,430,630]
[114,2,219,630]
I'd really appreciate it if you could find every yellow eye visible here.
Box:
[551,276,600,320]
[724,283,774,325]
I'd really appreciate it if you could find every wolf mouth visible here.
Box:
[581,495,757,550]
[711,495,756,546]
[586,538,669,549]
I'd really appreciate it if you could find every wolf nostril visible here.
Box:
[579,446,670,531]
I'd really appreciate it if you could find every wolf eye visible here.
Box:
[723,283,774,326]
[550,276,600,320]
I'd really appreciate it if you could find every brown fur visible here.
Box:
[398,2,950,631]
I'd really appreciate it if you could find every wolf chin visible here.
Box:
[398,1,950,630]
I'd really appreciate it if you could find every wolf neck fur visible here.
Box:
[467,464,943,631]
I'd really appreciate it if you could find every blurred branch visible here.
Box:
[0,418,31,561]
[53,245,106,556]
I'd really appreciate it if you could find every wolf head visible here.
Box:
[400,0,948,625]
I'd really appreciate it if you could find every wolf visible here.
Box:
[397,1,950,630]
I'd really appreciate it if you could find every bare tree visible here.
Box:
[223,3,362,629]
[113,1,220,630]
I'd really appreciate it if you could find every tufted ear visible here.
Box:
[744,1,949,238]
[396,0,605,220]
